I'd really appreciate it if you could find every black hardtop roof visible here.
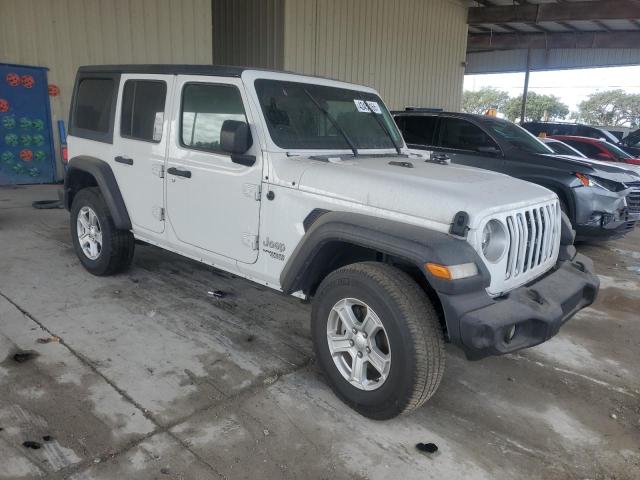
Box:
[78,64,257,77]
[391,110,506,123]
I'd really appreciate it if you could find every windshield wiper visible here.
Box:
[303,88,358,157]
[360,99,402,155]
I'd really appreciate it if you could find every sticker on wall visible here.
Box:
[2,116,16,128]
[6,72,20,86]
[20,149,33,161]
[34,150,46,163]
[365,101,382,114]
[21,75,35,88]
[354,99,371,113]
[19,117,31,129]
[32,134,44,146]
[5,133,18,146]
[20,134,32,146]
[48,84,60,96]
[1,151,14,163]
[32,119,44,131]
[0,99,9,112]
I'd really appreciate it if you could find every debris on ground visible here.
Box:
[160,467,171,475]
[36,336,60,344]
[22,441,42,449]
[611,413,618,420]
[263,429,270,436]
[12,351,38,363]
[207,290,227,298]
[42,435,53,442]
[416,442,438,454]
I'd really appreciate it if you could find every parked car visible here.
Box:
[65,65,599,419]
[522,121,621,145]
[392,110,640,241]
[550,135,640,166]
[541,137,586,157]
[619,128,640,157]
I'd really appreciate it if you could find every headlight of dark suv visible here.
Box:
[575,173,625,192]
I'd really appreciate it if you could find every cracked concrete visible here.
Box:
[0,184,639,479]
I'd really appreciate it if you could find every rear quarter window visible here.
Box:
[70,73,120,143]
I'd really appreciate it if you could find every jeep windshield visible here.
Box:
[483,119,554,155]
[255,79,403,151]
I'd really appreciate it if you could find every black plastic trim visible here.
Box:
[64,156,132,230]
[280,211,491,296]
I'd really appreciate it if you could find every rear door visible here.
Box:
[396,115,439,150]
[112,74,174,234]
[433,117,505,172]
[165,76,263,264]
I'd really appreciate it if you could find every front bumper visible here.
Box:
[573,185,639,241]
[438,251,599,360]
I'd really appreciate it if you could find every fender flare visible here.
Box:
[518,175,575,220]
[64,156,132,230]
[279,211,490,296]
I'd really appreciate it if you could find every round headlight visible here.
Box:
[482,219,508,263]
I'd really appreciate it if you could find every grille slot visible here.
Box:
[504,201,560,281]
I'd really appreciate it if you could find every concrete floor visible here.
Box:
[0,184,639,480]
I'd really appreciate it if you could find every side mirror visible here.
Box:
[477,145,501,156]
[221,120,252,154]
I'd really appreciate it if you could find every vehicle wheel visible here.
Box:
[311,262,445,419]
[70,187,135,276]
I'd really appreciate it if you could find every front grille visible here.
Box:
[626,181,640,213]
[504,202,560,281]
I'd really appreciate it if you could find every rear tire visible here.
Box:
[70,187,135,276]
[311,262,445,419]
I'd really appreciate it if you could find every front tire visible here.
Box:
[311,262,445,419]
[70,187,135,276]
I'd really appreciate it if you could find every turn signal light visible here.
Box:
[425,262,478,280]
[575,173,590,187]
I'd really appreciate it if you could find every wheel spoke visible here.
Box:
[78,214,90,230]
[361,312,383,337]
[350,354,366,384]
[328,334,353,354]
[94,232,102,246]
[89,240,98,258]
[335,300,358,331]
[367,347,389,376]
[89,210,98,228]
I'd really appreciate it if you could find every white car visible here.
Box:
[64,65,599,419]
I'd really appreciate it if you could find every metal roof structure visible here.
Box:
[465,0,640,73]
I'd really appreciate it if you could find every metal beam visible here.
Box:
[468,30,640,52]
[468,0,640,25]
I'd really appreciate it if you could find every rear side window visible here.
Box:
[120,80,167,142]
[73,78,115,134]
[398,116,438,146]
[181,83,246,154]
[439,118,498,152]
[563,140,601,158]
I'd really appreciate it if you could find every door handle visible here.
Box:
[115,156,134,165]
[167,167,192,178]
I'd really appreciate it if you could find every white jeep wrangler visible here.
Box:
[64,65,599,419]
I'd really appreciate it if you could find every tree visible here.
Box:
[574,90,640,127]
[462,87,510,115]
[504,92,569,123]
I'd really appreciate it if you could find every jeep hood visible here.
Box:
[296,155,556,229]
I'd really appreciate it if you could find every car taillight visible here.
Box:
[61,145,68,163]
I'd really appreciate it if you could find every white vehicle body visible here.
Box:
[68,68,560,297]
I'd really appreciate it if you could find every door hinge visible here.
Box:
[243,183,262,201]
[242,233,259,250]
[152,164,165,178]
[152,206,165,221]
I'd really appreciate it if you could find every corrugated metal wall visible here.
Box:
[466,48,640,74]
[212,0,284,69]
[0,0,212,178]
[283,0,468,111]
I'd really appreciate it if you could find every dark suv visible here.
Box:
[522,121,621,145]
[393,111,640,241]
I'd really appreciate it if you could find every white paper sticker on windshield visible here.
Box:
[152,112,164,141]
[354,99,371,113]
[366,101,382,114]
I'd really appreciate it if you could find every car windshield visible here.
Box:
[546,140,585,157]
[255,79,403,151]
[482,119,554,155]
[600,141,633,159]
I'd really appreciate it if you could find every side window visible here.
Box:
[181,83,247,154]
[400,116,438,146]
[120,80,167,142]
[439,118,498,152]
[73,78,115,133]
[564,140,600,158]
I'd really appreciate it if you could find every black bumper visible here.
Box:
[438,252,599,360]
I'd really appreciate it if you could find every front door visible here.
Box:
[113,74,174,234]
[434,117,505,172]
[165,76,262,264]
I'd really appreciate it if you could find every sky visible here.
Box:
[463,65,640,114]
